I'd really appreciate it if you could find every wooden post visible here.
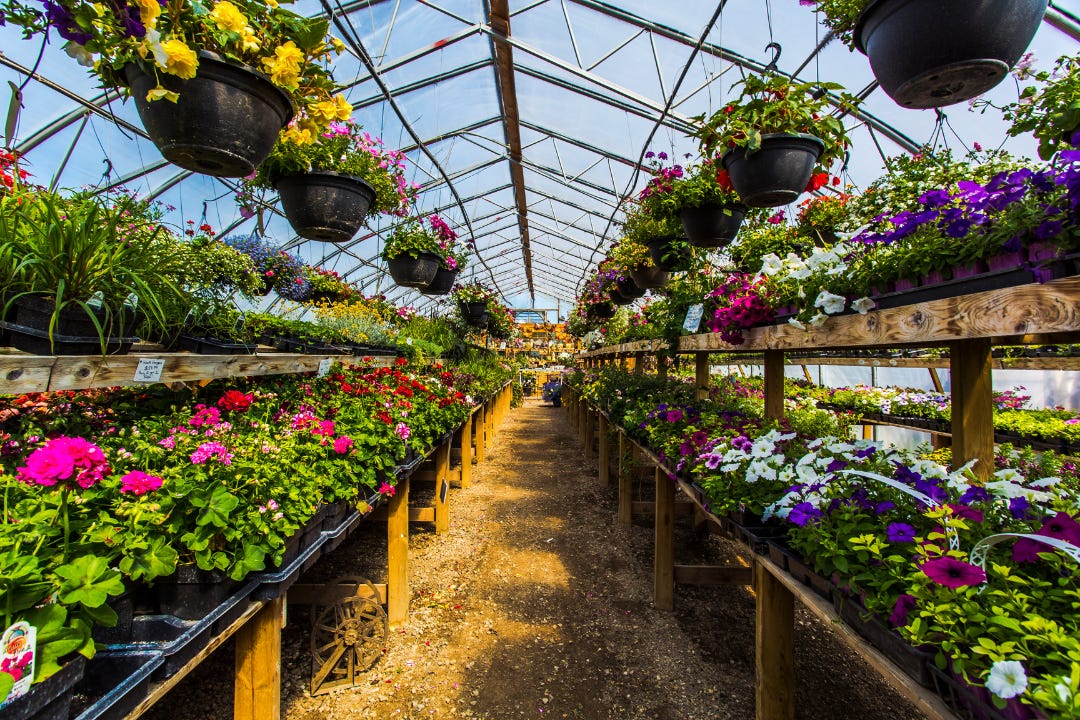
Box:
[475,404,486,463]
[951,338,994,480]
[585,407,595,456]
[579,400,588,447]
[633,352,644,375]
[656,353,667,380]
[598,414,610,487]
[764,350,785,421]
[654,466,675,611]
[928,366,944,393]
[695,353,710,401]
[434,441,450,534]
[387,474,410,626]
[234,596,282,720]
[754,561,795,720]
[617,431,632,527]
[460,412,474,488]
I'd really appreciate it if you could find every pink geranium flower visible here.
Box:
[333,436,354,454]
[120,470,164,495]
[190,442,233,465]
[378,482,395,496]
[16,436,110,489]
[395,423,411,440]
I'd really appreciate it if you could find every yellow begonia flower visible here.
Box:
[330,37,345,52]
[282,124,314,145]
[146,86,180,103]
[210,1,248,33]
[131,0,161,27]
[308,99,336,126]
[161,39,199,79]
[265,0,278,7]
[260,41,303,89]
[331,94,352,120]
[241,27,260,51]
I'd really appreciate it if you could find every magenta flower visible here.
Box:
[333,436,354,454]
[188,405,221,428]
[665,409,684,423]
[190,442,233,465]
[378,482,396,496]
[1013,511,1080,562]
[313,420,336,437]
[919,557,986,588]
[16,436,110,489]
[889,594,917,627]
[395,423,411,441]
[120,470,164,496]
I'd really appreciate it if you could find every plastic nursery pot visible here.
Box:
[721,133,825,208]
[420,267,458,296]
[123,52,295,178]
[854,0,1049,109]
[5,295,138,356]
[609,286,634,306]
[386,252,441,289]
[644,235,693,272]
[460,301,489,327]
[628,264,670,290]
[587,302,616,320]
[679,203,748,248]
[275,171,376,243]
[616,275,646,300]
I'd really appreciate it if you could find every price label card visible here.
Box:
[133,358,166,383]
[317,358,333,377]
[682,303,704,334]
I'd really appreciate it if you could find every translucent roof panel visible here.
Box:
[1,0,1078,311]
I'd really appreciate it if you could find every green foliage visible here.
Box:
[995,55,1080,161]
[381,218,441,260]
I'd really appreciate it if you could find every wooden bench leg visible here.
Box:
[654,467,674,610]
[617,432,632,527]
[434,443,450,534]
[234,596,283,720]
[387,475,409,627]
[475,406,486,463]
[598,415,609,487]
[755,559,794,720]
[460,416,473,488]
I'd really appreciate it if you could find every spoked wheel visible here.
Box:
[309,576,387,695]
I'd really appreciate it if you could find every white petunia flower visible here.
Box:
[994,468,1025,483]
[808,313,829,327]
[1030,476,1062,488]
[760,254,784,276]
[788,317,806,330]
[814,290,847,315]
[64,41,95,67]
[986,660,1028,699]
[851,297,876,314]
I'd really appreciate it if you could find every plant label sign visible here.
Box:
[133,358,166,383]
[683,304,704,334]
[0,621,36,706]
[317,358,333,377]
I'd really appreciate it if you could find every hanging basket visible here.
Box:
[616,275,646,300]
[460,301,489,327]
[609,286,635,306]
[679,203,748,248]
[275,171,376,243]
[587,302,616,320]
[386,253,441,289]
[721,133,824,208]
[123,52,295,178]
[644,236,693,272]
[854,0,1048,109]
[629,264,670,290]
[420,267,458,296]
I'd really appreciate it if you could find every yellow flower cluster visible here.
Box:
[315,301,391,344]
[308,95,353,126]
[260,41,304,90]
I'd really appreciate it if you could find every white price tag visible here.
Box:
[317,358,333,377]
[133,358,166,383]
[682,303,704,334]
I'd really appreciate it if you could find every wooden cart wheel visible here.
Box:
[310,576,387,695]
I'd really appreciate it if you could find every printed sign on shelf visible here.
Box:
[133,358,166,383]
[682,303,704,334]
[0,621,37,707]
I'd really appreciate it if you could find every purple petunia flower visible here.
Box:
[889,594,917,627]
[886,522,916,543]
[919,557,986,588]
[788,502,822,527]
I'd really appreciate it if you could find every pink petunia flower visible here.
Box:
[919,556,986,588]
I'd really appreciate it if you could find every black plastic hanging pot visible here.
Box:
[854,0,1048,109]
[616,275,646,300]
[460,301,489,327]
[680,203,748,248]
[644,235,693,272]
[629,264,670,290]
[587,302,616,320]
[387,252,441,289]
[421,267,458,296]
[610,286,634,306]
[275,171,376,243]
[123,52,295,177]
[721,133,824,208]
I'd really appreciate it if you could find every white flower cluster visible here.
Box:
[757,245,875,330]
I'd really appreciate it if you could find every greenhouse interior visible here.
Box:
[2,0,1080,718]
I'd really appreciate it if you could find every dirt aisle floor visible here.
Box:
[145,398,928,720]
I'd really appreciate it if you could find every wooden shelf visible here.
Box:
[0,352,397,394]
[581,276,1080,357]
[707,355,1080,370]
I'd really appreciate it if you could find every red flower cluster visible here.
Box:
[218,390,255,412]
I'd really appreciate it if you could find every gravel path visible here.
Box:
[144,398,928,720]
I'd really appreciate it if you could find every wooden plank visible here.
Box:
[387,474,409,626]
[712,354,1080,371]
[0,355,56,394]
[475,404,486,463]
[928,366,944,393]
[127,601,264,720]
[460,402,473,488]
[632,501,695,517]
[288,583,387,606]
[654,467,675,611]
[673,564,753,586]
[434,442,450,534]
[754,558,794,720]
[618,431,632,527]
[234,596,283,720]
[761,558,958,720]
[951,338,994,480]
[695,353,709,400]
[598,414,610,487]
[764,350,784,421]
[409,507,435,523]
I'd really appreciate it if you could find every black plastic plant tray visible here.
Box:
[178,335,257,355]
[72,651,164,720]
[834,598,933,688]
[249,530,329,602]
[0,321,136,356]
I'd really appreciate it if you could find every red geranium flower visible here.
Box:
[218,390,255,413]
